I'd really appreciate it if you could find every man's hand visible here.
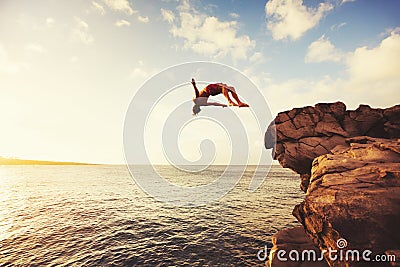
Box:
[191,78,199,98]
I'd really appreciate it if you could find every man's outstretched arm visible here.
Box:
[191,78,199,98]
[204,102,227,107]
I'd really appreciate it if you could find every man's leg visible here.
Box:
[229,91,249,107]
[222,88,237,106]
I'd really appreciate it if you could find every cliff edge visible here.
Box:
[265,102,400,267]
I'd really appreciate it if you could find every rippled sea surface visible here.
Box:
[0,165,303,266]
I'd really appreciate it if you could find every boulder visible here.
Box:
[265,102,400,192]
[292,137,400,267]
[266,226,329,267]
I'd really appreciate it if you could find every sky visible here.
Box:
[0,0,399,164]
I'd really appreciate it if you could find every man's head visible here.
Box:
[192,97,206,115]
[192,104,201,115]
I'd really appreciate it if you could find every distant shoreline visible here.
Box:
[0,157,97,165]
[0,158,281,166]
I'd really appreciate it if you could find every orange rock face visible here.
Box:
[265,102,400,192]
[293,137,400,267]
[265,102,400,267]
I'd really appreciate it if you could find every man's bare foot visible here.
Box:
[229,102,238,106]
[238,103,249,107]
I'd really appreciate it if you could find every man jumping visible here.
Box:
[191,78,249,115]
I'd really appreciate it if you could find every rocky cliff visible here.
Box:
[265,101,400,192]
[265,102,400,267]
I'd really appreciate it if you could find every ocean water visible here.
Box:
[0,165,303,266]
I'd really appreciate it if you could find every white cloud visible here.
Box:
[167,1,256,60]
[250,51,264,63]
[138,15,149,23]
[260,30,400,114]
[177,0,190,12]
[24,43,45,54]
[378,26,400,39]
[46,17,55,27]
[305,35,345,63]
[347,30,400,85]
[115,19,131,27]
[330,22,346,31]
[265,76,344,114]
[161,8,175,24]
[229,12,240,19]
[265,0,333,41]
[341,0,356,5]
[92,1,106,15]
[129,67,148,79]
[71,17,94,45]
[306,29,400,82]
[102,0,136,15]
[128,61,158,82]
